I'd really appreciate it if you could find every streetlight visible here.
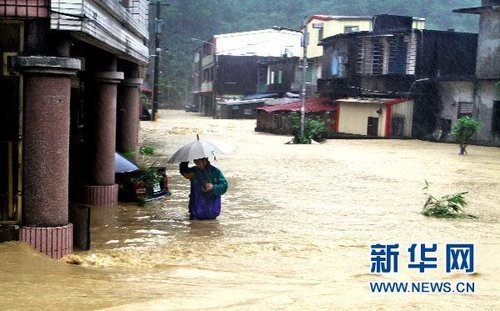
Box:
[191,38,217,116]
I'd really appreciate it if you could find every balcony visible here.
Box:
[49,0,149,64]
[317,78,357,97]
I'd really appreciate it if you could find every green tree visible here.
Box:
[451,116,482,155]
[287,113,329,144]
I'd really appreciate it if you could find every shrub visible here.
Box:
[451,117,482,155]
[139,145,155,156]
[287,113,329,144]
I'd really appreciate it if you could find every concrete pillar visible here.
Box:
[83,71,124,206]
[17,56,81,259]
[117,78,143,162]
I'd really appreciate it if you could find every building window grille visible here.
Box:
[0,0,49,18]
[458,102,473,119]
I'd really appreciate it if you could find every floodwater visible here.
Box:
[1,109,499,310]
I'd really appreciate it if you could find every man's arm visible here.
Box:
[179,162,194,180]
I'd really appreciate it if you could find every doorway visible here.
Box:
[367,117,379,136]
[0,22,22,224]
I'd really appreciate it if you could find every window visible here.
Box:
[492,101,500,134]
[203,68,213,82]
[277,71,283,84]
[318,27,324,41]
[458,102,473,119]
[306,64,313,83]
[344,26,360,33]
[331,49,346,77]
[121,0,131,8]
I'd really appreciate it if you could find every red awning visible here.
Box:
[257,98,336,113]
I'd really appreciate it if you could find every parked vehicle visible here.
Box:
[184,104,199,112]
[115,153,170,203]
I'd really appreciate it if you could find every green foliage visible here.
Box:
[451,117,482,155]
[139,145,155,156]
[422,181,477,219]
[287,112,329,144]
[130,165,163,206]
[135,166,162,193]
[140,93,150,108]
[123,150,136,159]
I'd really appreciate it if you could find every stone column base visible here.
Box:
[83,184,118,206]
[20,223,73,259]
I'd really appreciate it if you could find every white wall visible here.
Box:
[215,29,302,57]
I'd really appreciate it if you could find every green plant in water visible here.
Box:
[451,117,482,155]
[123,150,136,159]
[139,145,155,156]
[287,113,329,144]
[131,165,163,206]
[422,181,477,219]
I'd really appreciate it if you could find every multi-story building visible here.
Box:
[454,0,500,145]
[318,14,477,139]
[304,14,425,96]
[0,0,150,258]
[192,29,302,116]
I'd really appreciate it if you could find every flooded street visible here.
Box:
[1,109,500,310]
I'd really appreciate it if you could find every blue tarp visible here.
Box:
[115,152,140,173]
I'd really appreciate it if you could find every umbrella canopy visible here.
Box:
[115,152,140,173]
[168,135,235,163]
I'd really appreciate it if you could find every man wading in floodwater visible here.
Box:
[180,158,228,220]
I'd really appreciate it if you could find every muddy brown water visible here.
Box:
[1,109,499,310]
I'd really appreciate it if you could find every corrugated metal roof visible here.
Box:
[336,97,408,105]
[257,98,335,113]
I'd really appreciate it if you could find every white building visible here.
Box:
[214,29,302,57]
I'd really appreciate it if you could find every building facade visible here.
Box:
[454,0,500,145]
[192,29,302,117]
[304,14,425,96]
[319,14,477,139]
[0,0,150,258]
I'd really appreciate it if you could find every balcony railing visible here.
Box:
[317,78,356,96]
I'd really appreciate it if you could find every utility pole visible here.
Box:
[272,24,308,140]
[300,20,308,140]
[151,1,168,121]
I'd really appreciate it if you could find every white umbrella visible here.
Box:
[167,134,235,163]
